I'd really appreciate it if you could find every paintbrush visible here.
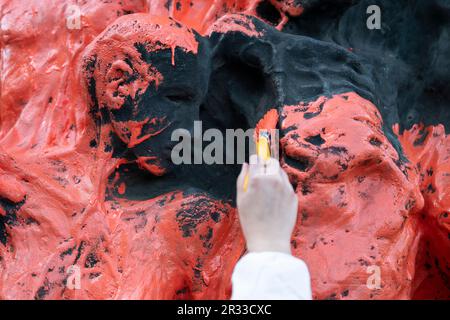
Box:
[243,129,272,191]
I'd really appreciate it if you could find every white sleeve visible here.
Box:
[231,252,312,300]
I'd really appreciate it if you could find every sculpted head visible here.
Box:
[82,14,210,175]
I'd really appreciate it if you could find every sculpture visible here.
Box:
[0,0,449,299]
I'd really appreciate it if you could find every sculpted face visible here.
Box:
[83,14,210,175]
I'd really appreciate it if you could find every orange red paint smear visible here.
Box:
[395,124,450,299]
[149,0,304,33]
[0,0,449,300]
[278,93,449,299]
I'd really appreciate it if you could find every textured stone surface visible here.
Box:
[0,0,449,299]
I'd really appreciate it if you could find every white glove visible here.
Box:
[236,155,298,254]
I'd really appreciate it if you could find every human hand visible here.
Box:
[236,155,298,254]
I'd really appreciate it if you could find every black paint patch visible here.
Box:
[200,227,213,249]
[34,279,50,300]
[256,0,282,26]
[60,246,75,260]
[73,241,86,264]
[0,196,26,246]
[305,134,325,146]
[85,252,99,268]
[176,198,213,237]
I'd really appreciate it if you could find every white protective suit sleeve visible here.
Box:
[231,252,312,300]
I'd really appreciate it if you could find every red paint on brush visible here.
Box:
[254,108,279,144]
[256,109,278,132]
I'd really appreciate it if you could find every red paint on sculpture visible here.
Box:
[0,0,449,301]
